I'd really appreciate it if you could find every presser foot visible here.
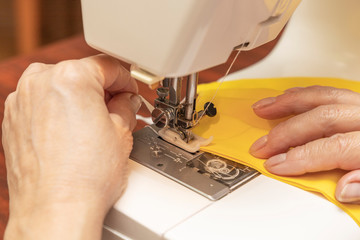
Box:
[158,127,213,153]
[130,125,260,201]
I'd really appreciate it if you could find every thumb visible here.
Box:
[336,170,360,204]
[107,93,141,132]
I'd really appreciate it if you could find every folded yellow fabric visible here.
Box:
[193,77,360,226]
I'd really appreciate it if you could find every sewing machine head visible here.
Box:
[81,0,300,151]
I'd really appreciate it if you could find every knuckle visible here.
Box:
[307,85,342,99]
[315,105,357,137]
[279,90,298,101]
[279,92,296,104]
[328,133,352,163]
[117,126,134,152]
[45,59,105,95]
[269,117,298,141]
[4,92,16,108]
[317,105,339,121]
[56,61,83,79]
[326,87,342,100]
[51,60,89,89]
[17,67,46,95]
[328,133,360,169]
[291,143,323,173]
[16,76,35,102]
[301,143,315,163]
[123,129,133,144]
[287,145,310,173]
[315,105,352,134]
[267,122,289,148]
[270,121,287,136]
[291,143,310,160]
[322,86,354,101]
[26,62,47,73]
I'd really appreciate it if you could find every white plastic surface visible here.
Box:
[106,164,360,239]
[165,176,360,240]
[104,160,211,239]
[81,0,300,77]
[228,0,360,81]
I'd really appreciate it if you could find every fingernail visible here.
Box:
[250,135,268,153]
[130,94,142,113]
[265,153,287,169]
[339,183,360,203]
[252,97,276,109]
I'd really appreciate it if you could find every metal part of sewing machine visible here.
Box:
[152,74,198,143]
[150,74,216,145]
[129,71,256,200]
[131,125,259,200]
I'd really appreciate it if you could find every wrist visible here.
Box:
[5,200,106,240]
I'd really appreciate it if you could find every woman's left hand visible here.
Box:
[250,86,360,204]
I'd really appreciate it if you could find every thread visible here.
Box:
[195,50,242,125]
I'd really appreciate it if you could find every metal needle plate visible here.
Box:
[130,125,260,201]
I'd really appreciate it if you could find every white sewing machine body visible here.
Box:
[81,0,360,239]
[81,0,299,79]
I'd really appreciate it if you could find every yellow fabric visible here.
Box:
[193,77,360,226]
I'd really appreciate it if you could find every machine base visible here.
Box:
[130,125,259,200]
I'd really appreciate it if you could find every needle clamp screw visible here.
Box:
[204,102,217,117]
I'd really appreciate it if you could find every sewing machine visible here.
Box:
[81,0,360,239]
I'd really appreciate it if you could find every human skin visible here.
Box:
[250,85,360,204]
[2,54,141,240]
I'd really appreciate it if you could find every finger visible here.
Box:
[250,104,360,158]
[252,86,360,119]
[81,54,138,94]
[336,170,360,204]
[263,132,360,176]
[107,93,142,131]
